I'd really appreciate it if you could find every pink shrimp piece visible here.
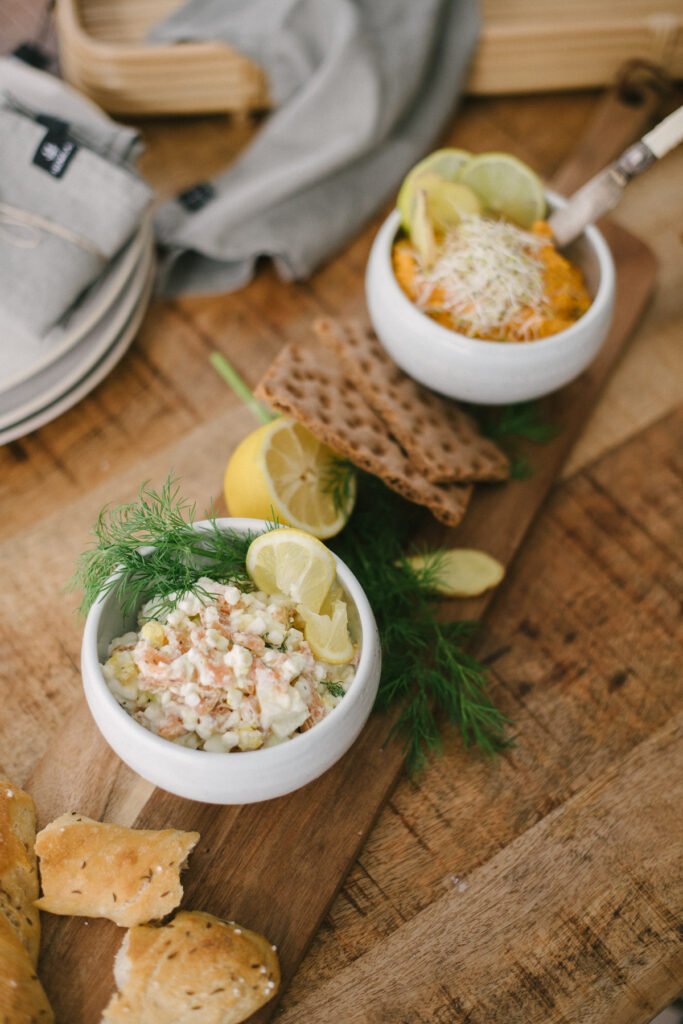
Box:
[157,716,186,740]
[234,633,266,656]
[134,645,173,681]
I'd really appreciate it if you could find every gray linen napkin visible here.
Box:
[0,58,152,338]
[150,0,479,295]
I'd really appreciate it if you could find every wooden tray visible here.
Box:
[27,116,659,1022]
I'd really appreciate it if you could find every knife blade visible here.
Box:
[549,105,683,247]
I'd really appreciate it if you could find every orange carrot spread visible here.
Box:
[393,218,591,342]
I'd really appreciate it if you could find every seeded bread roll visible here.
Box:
[0,779,41,965]
[0,915,53,1023]
[102,910,280,1024]
[34,813,199,927]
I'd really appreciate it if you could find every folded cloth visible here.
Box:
[0,58,152,338]
[150,0,479,296]
[0,56,143,168]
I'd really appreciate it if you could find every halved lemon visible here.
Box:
[298,599,354,664]
[224,418,355,539]
[397,147,471,228]
[457,152,546,228]
[407,548,505,597]
[246,528,336,614]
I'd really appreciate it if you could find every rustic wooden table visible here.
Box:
[1,9,683,1022]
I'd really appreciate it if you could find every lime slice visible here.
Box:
[420,176,482,231]
[409,188,436,268]
[407,548,505,597]
[298,599,354,664]
[397,147,471,228]
[246,528,336,613]
[224,418,355,540]
[458,153,546,228]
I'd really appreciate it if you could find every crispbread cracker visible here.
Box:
[314,317,509,484]
[254,344,472,527]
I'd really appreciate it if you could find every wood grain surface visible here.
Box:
[1,11,683,1022]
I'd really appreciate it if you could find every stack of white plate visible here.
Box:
[0,57,156,446]
[0,216,154,445]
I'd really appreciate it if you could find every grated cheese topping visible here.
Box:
[413,216,551,340]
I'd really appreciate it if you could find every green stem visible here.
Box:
[210,352,277,425]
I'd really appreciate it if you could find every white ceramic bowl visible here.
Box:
[365,192,615,405]
[81,518,381,804]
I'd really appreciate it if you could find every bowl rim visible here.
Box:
[82,516,379,767]
[372,190,615,354]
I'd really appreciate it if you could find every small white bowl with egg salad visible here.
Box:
[81,518,381,804]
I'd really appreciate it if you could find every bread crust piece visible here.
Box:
[102,910,281,1024]
[314,317,510,484]
[34,813,199,927]
[0,779,41,965]
[0,915,53,1023]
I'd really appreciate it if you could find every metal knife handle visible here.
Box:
[641,105,683,159]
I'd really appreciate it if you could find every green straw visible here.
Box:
[210,352,277,425]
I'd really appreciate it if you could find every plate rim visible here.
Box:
[0,261,155,446]
[0,234,154,429]
[0,215,153,396]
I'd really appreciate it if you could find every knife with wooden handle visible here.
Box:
[549,105,683,247]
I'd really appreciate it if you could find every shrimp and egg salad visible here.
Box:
[102,578,356,752]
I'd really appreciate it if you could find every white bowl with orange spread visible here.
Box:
[365,192,615,405]
[81,518,381,804]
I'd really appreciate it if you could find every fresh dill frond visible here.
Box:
[480,401,558,443]
[330,472,510,772]
[466,400,558,481]
[71,476,254,617]
[321,456,357,515]
[509,455,533,480]
[323,681,346,698]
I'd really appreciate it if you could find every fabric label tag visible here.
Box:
[32,124,78,179]
[178,182,215,212]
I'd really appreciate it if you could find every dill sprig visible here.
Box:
[467,400,558,480]
[321,456,357,516]
[71,477,254,618]
[477,400,558,444]
[329,473,510,771]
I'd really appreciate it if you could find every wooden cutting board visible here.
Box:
[27,96,660,1023]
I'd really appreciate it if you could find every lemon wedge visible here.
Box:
[298,599,354,664]
[407,549,505,597]
[224,418,355,539]
[419,175,482,231]
[457,152,546,228]
[246,528,336,614]
[409,187,437,267]
[397,147,471,228]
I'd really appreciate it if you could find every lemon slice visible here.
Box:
[397,147,471,228]
[407,549,505,597]
[298,599,354,664]
[457,153,546,228]
[246,528,336,614]
[409,187,437,267]
[419,174,482,231]
[225,418,355,540]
